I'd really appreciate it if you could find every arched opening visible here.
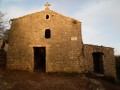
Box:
[46,15,49,19]
[92,52,104,74]
[45,29,51,39]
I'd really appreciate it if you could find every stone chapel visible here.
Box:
[6,3,116,78]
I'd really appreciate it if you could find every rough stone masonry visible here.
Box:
[6,3,116,78]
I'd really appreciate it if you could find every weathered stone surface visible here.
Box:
[7,9,84,73]
[6,7,116,78]
[83,44,116,78]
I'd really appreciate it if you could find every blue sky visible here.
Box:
[0,0,120,55]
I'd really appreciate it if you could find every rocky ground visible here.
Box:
[0,69,120,90]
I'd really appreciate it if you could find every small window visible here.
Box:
[46,15,49,19]
[45,29,51,39]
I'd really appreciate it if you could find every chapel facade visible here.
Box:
[6,3,116,78]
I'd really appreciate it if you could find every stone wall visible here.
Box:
[83,44,116,78]
[6,8,116,78]
[7,9,84,73]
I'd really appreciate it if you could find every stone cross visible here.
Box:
[44,2,51,10]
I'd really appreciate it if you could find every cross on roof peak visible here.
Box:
[44,2,51,10]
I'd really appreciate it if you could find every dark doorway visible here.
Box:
[33,47,46,72]
[92,52,104,74]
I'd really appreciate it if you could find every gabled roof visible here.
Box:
[11,9,81,23]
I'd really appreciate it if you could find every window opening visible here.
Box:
[46,15,49,19]
[45,29,51,39]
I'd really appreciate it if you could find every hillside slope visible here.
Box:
[0,70,120,90]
